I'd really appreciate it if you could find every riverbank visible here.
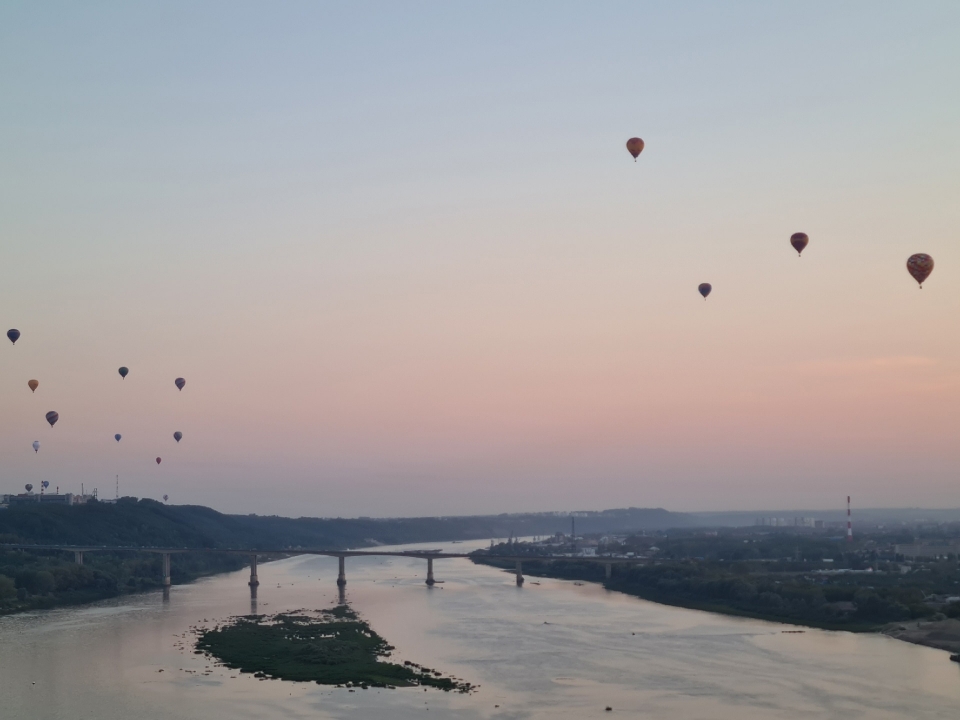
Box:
[0,549,248,616]
[882,619,960,654]
[472,557,960,654]
[195,605,473,691]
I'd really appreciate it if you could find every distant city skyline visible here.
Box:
[2,2,959,517]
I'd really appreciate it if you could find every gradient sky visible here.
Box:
[2,2,959,517]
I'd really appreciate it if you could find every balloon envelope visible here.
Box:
[118,366,128,379]
[163,494,168,502]
[45,411,59,427]
[28,379,38,393]
[32,441,40,453]
[626,137,644,160]
[7,329,20,345]
[115,434,122,442]
[41,481,49,489]
[906,253,934,287]
[25,484,33,492]
[156,457,161,465]
[175,377,185,391]
[790,232,809,256]
[173,431,182,443]
[698,283,712,299]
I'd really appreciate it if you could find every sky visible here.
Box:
[1,1,959,518]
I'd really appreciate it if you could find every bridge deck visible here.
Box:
[0,544,644,564]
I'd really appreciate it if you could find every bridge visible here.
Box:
[0,544,646,588]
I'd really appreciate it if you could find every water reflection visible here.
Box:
[249,585,258,614]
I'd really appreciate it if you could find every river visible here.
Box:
[2,539,958,719]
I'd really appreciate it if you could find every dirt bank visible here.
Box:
[882,619,960,654]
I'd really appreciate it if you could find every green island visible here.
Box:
[194,605,473,691]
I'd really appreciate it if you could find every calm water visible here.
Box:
[2,539,958,719]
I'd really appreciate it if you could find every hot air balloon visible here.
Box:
[163,494,168,502]
[25,484,33,492]
[32,441,40,453]
[175,377,185,391]
[906,253,934,288]
[45,411,59,427]
[118,366,129,379]
[41,481,49,490]
[28,379,39,393]
[626,137,644,161]
[698,283,712,300]
[790,232,809,256]
[115,434,122,442]
[7,329,20,345]
[156,457,162,465]
[173,431,182,443]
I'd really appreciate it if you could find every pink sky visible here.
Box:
[2,3,959,516]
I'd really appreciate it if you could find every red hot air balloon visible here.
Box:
[906,253,934,288]
[698,283,712,300]
[45,411,59,427]
[7,329,20,345]
[28,379,39,393]
[626,138,644,161]
[790,232,809,256]
[175,377,185,391]
[156,457,162,465]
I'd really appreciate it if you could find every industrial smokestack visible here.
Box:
[846,496,852,543]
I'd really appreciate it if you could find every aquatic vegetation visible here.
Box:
[195,606,472,691]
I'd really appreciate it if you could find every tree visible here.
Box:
[0,574,16,600]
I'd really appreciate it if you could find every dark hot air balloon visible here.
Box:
[45,411,59,427]
[906,253,934,288]
[173,431,182,443]
[118,366,129,379]
[175,377,185,391]
[698,283,712,300]
[626,137,644,161]
[156,457,162,465]
[790,232,809,256]
[7,329,20,345]
[32,441,40,453]
[25,484,33,492]
[115,434,122,442]
[28,379,38,393]
[163,494,168,502]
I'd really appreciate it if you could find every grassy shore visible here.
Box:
[195,605,473,691]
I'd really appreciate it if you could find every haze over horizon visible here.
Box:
[2,2,959,518]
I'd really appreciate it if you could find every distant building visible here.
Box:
[8,492,76,506]
[895,544,959,559]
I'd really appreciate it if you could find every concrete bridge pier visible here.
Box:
[74,551,84,566]
[426,557,435,586]
[162,553,171,587]
[515,560,524,587]
[336,556,346,587]
[248,555,260,587]
[604,563,612,580]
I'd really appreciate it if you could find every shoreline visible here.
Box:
[472,557,960,656]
